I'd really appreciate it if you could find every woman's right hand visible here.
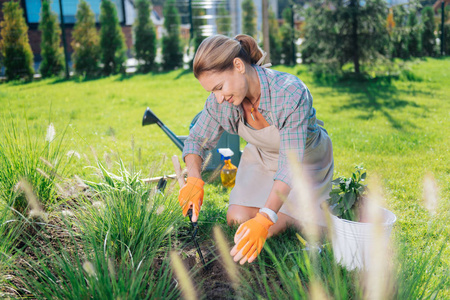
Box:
[178,177,205,222]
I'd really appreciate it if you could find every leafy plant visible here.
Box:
[327,166,367,221]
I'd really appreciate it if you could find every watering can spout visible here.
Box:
[142,107,161,126]
[142,107,185,152]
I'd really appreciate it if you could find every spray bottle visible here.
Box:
[217,148,238,188]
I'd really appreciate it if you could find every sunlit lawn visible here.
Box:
[1,57,449,296]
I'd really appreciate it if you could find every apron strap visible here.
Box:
[317,119,325,126]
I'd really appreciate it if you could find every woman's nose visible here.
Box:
[215,92,224,103]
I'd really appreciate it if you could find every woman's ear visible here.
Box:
[233,58,246,74]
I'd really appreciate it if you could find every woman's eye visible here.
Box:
[217,86,222,91]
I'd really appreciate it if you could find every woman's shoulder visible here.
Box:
[265,68,308,96]
[264,68,310,109]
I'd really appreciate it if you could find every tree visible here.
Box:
[407,11,421,57]
[100,0,127,75]
[389,5,409,59]
[0,0,34,81]
[280,7,294,65]
[71,0,100,77]
[134,0,157,73]
[162,0,183,70]
[421,6,436,56]
[216,2,231,36]
[300,6,321,64]
[444,23,450,55]
[39,0,64,77]
[300,0,389,74]
[190,3,206,68]
[269,8,282,65]
[242,0,257,38]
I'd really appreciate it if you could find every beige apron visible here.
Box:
[229,113,334,226]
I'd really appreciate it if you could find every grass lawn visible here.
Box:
[1,57,449,298]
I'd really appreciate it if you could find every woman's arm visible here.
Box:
[261,180,291,216]
[184,153,203,179]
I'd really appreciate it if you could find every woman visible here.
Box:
[178,34,334,265]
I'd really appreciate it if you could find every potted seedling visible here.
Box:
[326,166,396,270]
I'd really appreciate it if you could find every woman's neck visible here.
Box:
[245,65,261,103]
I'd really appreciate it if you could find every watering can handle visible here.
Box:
[172,155,186,188]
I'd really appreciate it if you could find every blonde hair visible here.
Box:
[193,34,264,78]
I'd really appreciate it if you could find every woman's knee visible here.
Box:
[226,205,257,226]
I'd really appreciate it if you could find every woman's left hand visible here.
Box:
[230,213,274,264]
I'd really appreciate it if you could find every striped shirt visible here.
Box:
[182,65,320,187]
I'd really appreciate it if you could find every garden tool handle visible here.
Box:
[171,155,186,188]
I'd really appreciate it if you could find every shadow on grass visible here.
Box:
[174,69,192,80]
[314,74,427,130]
[50,75,103,85]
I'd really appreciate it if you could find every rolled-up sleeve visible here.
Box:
[182,95,224,162]
[274,88,311,187]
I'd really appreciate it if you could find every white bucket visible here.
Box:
[330,207,396,270]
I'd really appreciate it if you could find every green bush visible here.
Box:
[134,0,156,73]
[39,0,65,78]
[162,0,183,71]
[100,0,127,75]
[71,0,101,77]
[241,0,257,38]
[216,3,231,36]
[0,0,35,81]
[390,5,409,59]
[280,7,294,66]
[269,8,282,65]
[445,24,450,55]
[421,6,436,57]
[407,11,421,58]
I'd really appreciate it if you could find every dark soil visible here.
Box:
[178,242,237,300]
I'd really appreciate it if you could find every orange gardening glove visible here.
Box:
[178,177,205,222]
[230,213,274,265]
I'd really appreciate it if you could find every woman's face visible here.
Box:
[197,59,248,106]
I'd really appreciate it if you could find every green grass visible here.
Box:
[1,57,449,298]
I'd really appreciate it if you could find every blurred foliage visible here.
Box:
[100,0,127,75]
[0,0,34,81]
[421,6,437,57]
[162,0,183,70]
[134,0,157,73]
[71,0,101,77]
[301,0,389,75]
[242,0,257,38]
[39,0,65,78]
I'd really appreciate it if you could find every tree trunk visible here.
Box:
[262,0,270,62]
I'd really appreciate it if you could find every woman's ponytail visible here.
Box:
[193,34,265,78]
[233,34,264,65]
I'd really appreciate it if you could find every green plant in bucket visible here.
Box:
[327,165,367,221]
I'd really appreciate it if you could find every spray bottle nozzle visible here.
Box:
[217,148,234,160]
